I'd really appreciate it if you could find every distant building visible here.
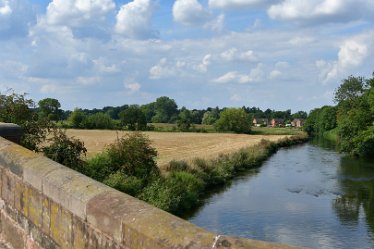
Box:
[271,118,285,127]
[253,118,269,127]
[291,118,305,127]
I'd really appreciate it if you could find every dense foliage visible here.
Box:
[215,108,251,133]
[304,73,374,158]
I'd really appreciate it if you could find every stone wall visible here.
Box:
[0,128,306,249]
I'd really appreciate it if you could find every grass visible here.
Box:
[251,127,304,135]
[65,129,292,169]
[322,127,339,142]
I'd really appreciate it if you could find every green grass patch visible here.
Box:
[322,127,339,142]
[251,127,304,135]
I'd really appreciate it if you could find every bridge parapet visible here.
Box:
[0,124,307,249]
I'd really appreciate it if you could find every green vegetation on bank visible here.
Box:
[304,73,374,158]
[82,132,308,214]
[0,89,308,215]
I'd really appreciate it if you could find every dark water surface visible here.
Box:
[187,138,374,249]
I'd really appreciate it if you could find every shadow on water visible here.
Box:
[180,168,261,219]
[333,154,374,235]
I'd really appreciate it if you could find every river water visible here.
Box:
[187,138,374,249]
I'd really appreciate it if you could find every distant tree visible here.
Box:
[202,108,220,125]
[291,111,308,120]
[38,98,62,121]
[152,96,178,123]
[119,105,147,130]
[68,108,86,128]
[83,112,114,129]
[141,103,156,123]
[177,108,192,131]
[215,108,251,134]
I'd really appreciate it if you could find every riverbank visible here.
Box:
[144,133,309,215]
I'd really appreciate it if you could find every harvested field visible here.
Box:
[65,129,288,169]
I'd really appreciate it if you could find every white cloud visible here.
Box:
[205,14,225,32]
[115,0,158,39]
[45,0,115,26]
[197,54,212,72]
[209,0,266,9]
[268,0,374,23]
[0,0,11,16]
[173,0,210,26]
[220,48,258,62]
[125,82,141,92]
[317,33,371,83]
[212,63,264,84]
[77,76,101,86]
[338,39,368,68]
[149,58,176,79]
[289,36,315,46]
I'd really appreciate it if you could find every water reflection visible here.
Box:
[188,140,374,249]
[334,155,374,234]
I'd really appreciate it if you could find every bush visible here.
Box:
[106,132,160,182]
[103,172,143,196]
[140,172,205,213]
[166,160,190,172]
[85,153,114,182]
[42,129,87,171]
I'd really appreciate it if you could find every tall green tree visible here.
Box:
[119,105,147,131]
[152,96,178,123]
[177,108,192,131]
[38,98,62,121]
[215,108,251,134]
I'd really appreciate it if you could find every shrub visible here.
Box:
[85,153,114,182]
[42,129,87,171]
[103,172,143,196]
[106,132,160,182]
[166,160,190,172]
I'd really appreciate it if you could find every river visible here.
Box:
[186,138,374,249]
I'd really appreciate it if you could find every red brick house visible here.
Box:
[271,118,285,127]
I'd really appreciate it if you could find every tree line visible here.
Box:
[33,95,307,134]
[304,73,374,158]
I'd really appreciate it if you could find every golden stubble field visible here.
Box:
[66,129,288,169]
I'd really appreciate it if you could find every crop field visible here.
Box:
[66,129,289,169]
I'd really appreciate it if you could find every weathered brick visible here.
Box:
[0,141,39,177]
[1,172,15,207]
[29,222,59,249]
[41,196,50,236]
[49,201,73,249]
[72,216,87,249]
[27,186,43,229]
[23,157,61,192]
[43,167,110,220]
[0,211,26,249]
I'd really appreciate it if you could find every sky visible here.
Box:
[0,0,373,112]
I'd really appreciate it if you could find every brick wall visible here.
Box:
[0,134,306,249]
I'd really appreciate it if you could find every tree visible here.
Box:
[291,111,308,120]
[83,112,114,129]
[152,96,178,123]
[119,105,147,131]
[68,108,86,128]
[214,108,251,134]
[38,98,62,121]
[42,129,87,171]
[202,110,218,125]
[106,133,159,182]
[334,75,366,104]
[177,108,192,131]
[0,90,51,151]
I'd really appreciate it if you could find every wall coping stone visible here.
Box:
[0,132,308,249]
